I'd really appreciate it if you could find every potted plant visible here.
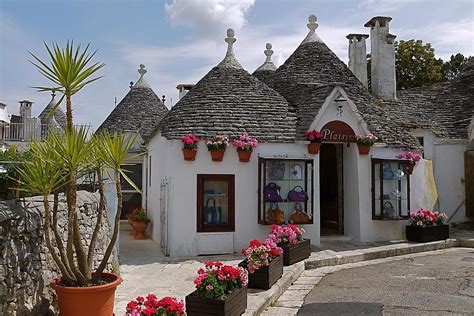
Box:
[205,135,229,162]
[128,207,140,237]
[186,261,248,315]
[181,135,200,161]
[130,208,150,240]
[267,224,310,266]
[396,151,422,174]
[406,208,449,242]
[355,134,377,155]
[126,293,185,315]
[239,239,283,290]
[232,135,258,162]
[304,130,322,154]
[16,129,138,316]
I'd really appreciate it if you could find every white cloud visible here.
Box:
[165,0,256,37]
[358,0,419,12]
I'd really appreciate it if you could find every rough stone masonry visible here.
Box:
[0,191,118,315]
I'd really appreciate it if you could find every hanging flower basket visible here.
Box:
[181,135,200,161]
[307,143,321,155]
[237,149,252,162]
[396,151,422,175]
[182,148,197,161]
[357,144,371,155]
[210,150,225,162]
[407,160,415,175]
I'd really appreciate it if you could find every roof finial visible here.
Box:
[255,42,277,72]
[51,91,56,98]
[133,64,151,88]
[218,28,243,69]
[301,15,322,44]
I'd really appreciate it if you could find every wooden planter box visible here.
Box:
[280,239,311,266]
[239,255,283,290]
[406,225,449,243]
[185,286,247,316]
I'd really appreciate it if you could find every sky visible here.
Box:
[0,0,473,130]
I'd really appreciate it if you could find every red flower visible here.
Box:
[249,239,262,247]
[136,296,145,303]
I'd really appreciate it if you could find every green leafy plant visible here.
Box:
[16,128,138,286]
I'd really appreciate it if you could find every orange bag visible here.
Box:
[290,203,310,224]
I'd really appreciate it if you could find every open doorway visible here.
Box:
[320,144,344,235]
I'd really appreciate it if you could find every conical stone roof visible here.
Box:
[97,65,169,140]
[157,29,296,143]
[38,92,67,128]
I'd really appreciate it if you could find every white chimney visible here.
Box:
[0,103,9,123]
[365,16,397,100]
[176,84,194,100]
[347,34,369,88]
[19,100,33,119]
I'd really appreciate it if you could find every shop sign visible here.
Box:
[320,120,356,142]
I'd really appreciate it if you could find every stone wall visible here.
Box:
[0,191,118,315]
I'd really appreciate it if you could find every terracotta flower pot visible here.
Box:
[307,143,321,154]
[182,148,197,161]
[237,149,252,162]
[133,220,149,240]
[357,143,371,155]
[128,218,137,236]
[210,149,225,161]
[407,161,415,175]
[51,272,122,316]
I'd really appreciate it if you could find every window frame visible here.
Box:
[371,158,411,220]
[197,174,235,232]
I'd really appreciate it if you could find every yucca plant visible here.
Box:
[16,128,137,286]
[29,41,104,131]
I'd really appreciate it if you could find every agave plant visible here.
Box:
[16,128,138,286]
[29,41,105,131]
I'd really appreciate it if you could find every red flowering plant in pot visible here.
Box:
[181,134,200,161]
[304,129,322,154]
[186,261,248,315]
[355,134,377,155]
[126,293,185,316]
[267,224,311,265]
[128,207,141,236]
[396,151,422,174]
[239,239,283,289]
[130,208,151,240]
[406,208,449,242]
[205,135,229,161]
[232,135,258,162]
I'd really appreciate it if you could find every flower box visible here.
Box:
[406,225,449,243]
[239,255,283,290]
[185,286,247,316]
[280,238,311,266]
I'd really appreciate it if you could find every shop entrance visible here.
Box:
[320,143,344,235]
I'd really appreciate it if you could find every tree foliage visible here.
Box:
[395,40,442,90]
[440,53,473,81]
[0,146,32,200]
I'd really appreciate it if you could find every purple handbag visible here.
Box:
[287,186,308,202]
[264,182,283,202]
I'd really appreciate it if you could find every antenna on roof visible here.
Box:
[114,97,117,107]
[130,81,134,89]
[162,95,166,104]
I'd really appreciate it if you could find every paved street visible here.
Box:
[299,248,474,315]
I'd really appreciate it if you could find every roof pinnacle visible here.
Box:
[255,42,277,72]
[218,28,243,69]
[133,64,151,88]
[301,14,323,45]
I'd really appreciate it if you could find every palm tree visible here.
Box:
[29,41,104,131]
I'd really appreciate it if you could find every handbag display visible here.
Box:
[266,203,285,224]
[287,185,308,202]
[383,163,395,180]
[267,161,285,180]
[383,201,396,219]
[204,198,222,224]
[290,203,310,224]
[264,182,283,202]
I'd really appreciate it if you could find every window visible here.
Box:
[372,159,411,220]
[121,163,143,219]
[258,158,314,225]
[197,174,235,232]
[417,137,425,158]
